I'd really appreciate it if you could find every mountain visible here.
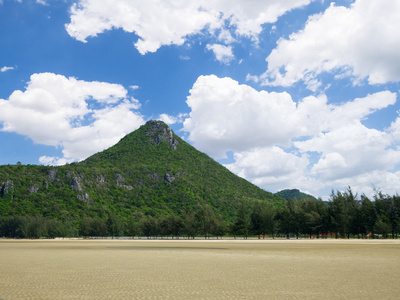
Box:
[275,189,317,201]
[0,120,283,221]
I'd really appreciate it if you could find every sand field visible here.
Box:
[0,238,399,299]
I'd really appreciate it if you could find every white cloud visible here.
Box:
[158,113,189,125]
[245,74,259,83]
[0,73,145,164]
[206,44,234,64]
[39,156,72,166]
[183,76,397,159]
[225,146,311,192]
[333,170,400,199]
[296,122,400,180]
[1,66,15,72]
[180,55,190,61]
[183,75,300,158]
[66,0,313,55]
[388,117,400,142]
[262,0,400,89]
[183,75,400,196]
[129,85,139,90]
[158,114,178,125]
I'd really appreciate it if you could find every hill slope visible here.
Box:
[276,189,317,201]
[0,121,283,221]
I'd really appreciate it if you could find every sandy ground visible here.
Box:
[0,238,399,299]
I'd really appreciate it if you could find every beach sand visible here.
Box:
[1,238,399,299]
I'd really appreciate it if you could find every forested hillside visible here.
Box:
[276,189,317,201]
[0,121,282,225]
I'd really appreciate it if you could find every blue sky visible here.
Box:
[1,0,400,199]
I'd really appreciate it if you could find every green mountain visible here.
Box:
[0,121,283,221]
[275,189,317,201]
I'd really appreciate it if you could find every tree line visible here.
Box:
[1,188,399,239]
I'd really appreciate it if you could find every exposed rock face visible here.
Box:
[48,169,57,182]
[67,171,83,191]
[145,120,178,150]
[115,173,133,190]
[1,180,14,196]
[96,175,106,184]
[116,173,124,186]
[77,193,90,205]
[149,173,160,180]
[28,185,39,194]
[164,173,175,184]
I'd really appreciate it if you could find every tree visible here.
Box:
[277,200,298,239]
[360,195,376,237]
[211,217,227,239]
[80,218,107,237]
[195,204,216,239]
[374,216,392,238]
[329,188,358,239]
[46,219,65,238]
[251,202,276,238]
[233,201,250,238]
[298,199,321,238]
[374,192,400,238]
[107,212,124,238]
[182,209,198,239]
[28,216,48,239]
[251,203,265,238]
[167,214,183,238]
[140,216,158,238]
[127,216,141,238]
[15,216,30,238]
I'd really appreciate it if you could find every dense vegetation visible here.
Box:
[0,120,282,232]
[276,189,317,201]
[1,122,398,239]
[1,187,399,239]
[273,188,400,239]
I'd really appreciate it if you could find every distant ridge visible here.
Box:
[276,189,317,201]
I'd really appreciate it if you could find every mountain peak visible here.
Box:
[143,120,178,150]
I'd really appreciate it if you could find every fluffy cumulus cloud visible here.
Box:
[0,73,145,165]
[183,75,300,158]
[262,0,400,89]
[66,0,313,57]
[183,75,400,197]
[225,147,312,192]
[296,123,400,180]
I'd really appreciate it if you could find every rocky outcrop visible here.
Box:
[116,173,124,186]
[43,180,49,188]
[123,185,134,190]
[149,173,160,180]
[145,120,178,150]
[66,171,83,191]
[48,169,57,182]
[1,180,14,197]
[115,173,133,190]
[77,193,90,205]
[28,185,39,194]
[96,174,106,184]
[164,173,175,184]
